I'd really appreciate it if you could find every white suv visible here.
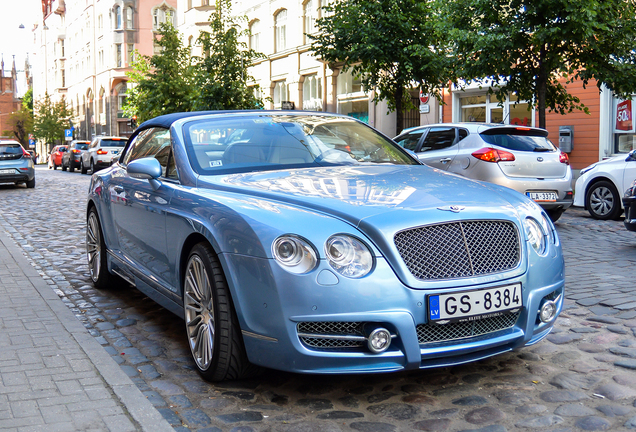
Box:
[81,136,127,174]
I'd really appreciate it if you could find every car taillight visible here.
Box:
[559,151,569,165]
[22,149,30,159]
[73,149,82,154]
[96,149,108,155]
[471,147,516,163]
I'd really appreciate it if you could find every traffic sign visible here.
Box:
[64,129,73,141]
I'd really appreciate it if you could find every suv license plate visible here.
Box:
[428,283,522,322]
[0,169,15,174]
[527,192,557,202]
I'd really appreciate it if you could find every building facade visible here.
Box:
[0,59,23,140]
[33,0,177,157]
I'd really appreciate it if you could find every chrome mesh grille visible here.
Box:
[417,312,520,344]
[395,220,520,280]
[297,322,365,350]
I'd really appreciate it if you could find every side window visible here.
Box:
[420,127,457,151]
[90,140,98,148]
[458,129,468,141]
[395,130,425,151]
[123,128,175,179]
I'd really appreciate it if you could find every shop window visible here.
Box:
[273,81,288,108]
[458,92,532,125]
[302,74,322,111]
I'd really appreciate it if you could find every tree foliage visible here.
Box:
[193,0,265,110]
[3,107,33,147]
[311,0,453,135]
[441,0,636,128]
[123,23,195,123]
[22,87,33,111]
[32,92,71,151]
[124,1,265,122]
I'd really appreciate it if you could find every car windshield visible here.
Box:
[101,139,126,147]
[0,144,23,155]
[183,114,418,175]
[480,129,556,152]
[76,143,89,150]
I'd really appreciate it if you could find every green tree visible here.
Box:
[124,23,195,123]
[3,107,33,147]
[22,87,33,111]
[442,0,636,128]
[311,0,453,135]
[192,0,265,110]
[32,92,71,152]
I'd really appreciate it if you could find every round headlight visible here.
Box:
[325,235,373,278]
[524,218,546,255]
[272,235,317,274]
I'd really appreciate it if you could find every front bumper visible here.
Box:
[223,248,565,374]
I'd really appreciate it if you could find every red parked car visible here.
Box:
[48,145,68,170]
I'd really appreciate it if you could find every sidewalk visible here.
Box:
[0,228,173,431]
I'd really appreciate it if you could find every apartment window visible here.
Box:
[126,7,134,29]
[153,6,176,30]
[302,74,323,111]
[61,69,65,87]
[116,83,128,111]
[115,44,122,67]
[99,50,104,68]
[98,14,103,30]
[187,0,192,10]
[60,40,65,57]
[115,6,122,29]
[273,81,288,108]
[127,44,134,65]
[303,0,320,43]
[249,20,260,51]
[274,10,287,53]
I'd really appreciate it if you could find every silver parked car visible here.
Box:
[394,123,573,221]
[81,136,127,174]
[0,140,35,188]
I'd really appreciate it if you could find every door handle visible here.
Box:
[113,186,124,194]
[439,158,452,164]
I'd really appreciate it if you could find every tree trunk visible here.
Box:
[537,46,547,129]
[395,85,404,136]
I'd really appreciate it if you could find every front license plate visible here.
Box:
[428,283,522,322]
[0,169,15,174]
[527,192,557,202]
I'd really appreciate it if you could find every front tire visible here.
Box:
[81,162,87,174]
[183,242,256,381]
[90,159,96,173]
[86,207,114,289]
[69,162,75,173]
[586,180,621,220]
[62,162,67,171]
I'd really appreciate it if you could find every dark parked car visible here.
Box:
[86,111,564,381]
[623,177,636,231]
[62,140,90,172]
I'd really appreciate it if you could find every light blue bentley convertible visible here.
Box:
[86,111,564,381]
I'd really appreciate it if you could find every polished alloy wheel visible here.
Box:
[184,255,215,371]
[86,212,101,282]
[590,186,614,217]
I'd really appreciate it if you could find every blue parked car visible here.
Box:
[85,111,564,381]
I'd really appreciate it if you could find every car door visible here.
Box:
[109,128,177,290]
[416,126,460,170]
[622,156,636,195]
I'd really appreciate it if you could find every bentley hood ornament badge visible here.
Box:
[437,205,466,213]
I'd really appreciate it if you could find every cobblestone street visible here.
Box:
[1,166,636,432]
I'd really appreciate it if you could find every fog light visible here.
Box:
[539,300,557,323]
[367,328,391,353]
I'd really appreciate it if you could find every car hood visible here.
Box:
[198,164,522,229]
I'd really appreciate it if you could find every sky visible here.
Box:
[0,0,42,96]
